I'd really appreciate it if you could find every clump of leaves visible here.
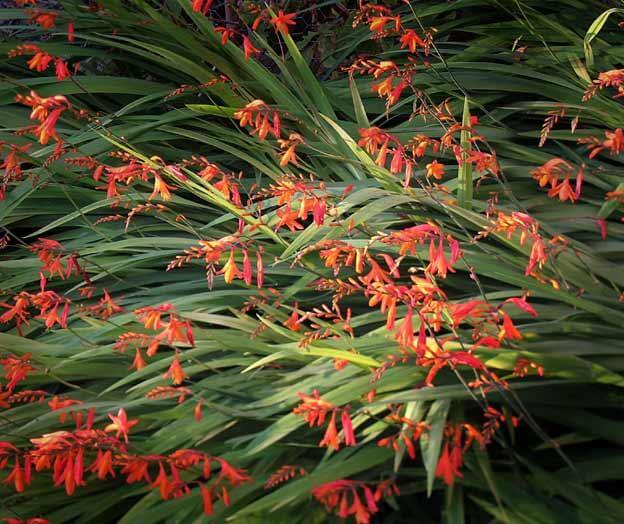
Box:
[1,1,624,523]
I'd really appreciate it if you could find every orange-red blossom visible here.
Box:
[0,414,250,515]
[312,479,398,524]
[15,90,70,145]
[293,390,356,450]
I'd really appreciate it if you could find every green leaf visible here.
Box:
[457,96,473,210]
[421,400,451,496]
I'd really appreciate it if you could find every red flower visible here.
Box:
[221,248,242,284]
[1,352,35,391]
[27,51,54,72]
[34,107,63,145]
[284,304,301,331]
[426,160,445,179]
[149,174,175,201]
[135,303,173,330]
[242,250,253,285]
[369,16,401,34]
[191,0,213,15]
[163,353,187,385]
[526,235,547,275]
[90,449,115,480]
[214,457,251,486]
[194,400,203,421]
[504,297,538,318]
[435,442,463,486]
[200,483,213,514]
[319,411,340,450]
[28,10,58,29]
[242,36,260,60]
[151,462,174,499]
[270,10,297,35]
[2,459,26,492]
[105,408,139,443]
[215,26,236,45]
[498,311,522,341]
[312,479,388,524]
[400,30,427,53]
[55,58,71,80]
[394,307,414,349]
[341,410,356,446]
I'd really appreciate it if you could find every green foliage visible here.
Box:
[1,0,624,522]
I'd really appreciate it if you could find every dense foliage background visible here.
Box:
[2,1,624,522]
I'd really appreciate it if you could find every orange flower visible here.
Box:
[319,411,340,450]
[395,307,414,349]
[526,235,547,275]
[28,10,58,29]
[312,480,384,523]
[400,29,428,53]
[284,304,301,331]
[278,133,304,167]
[200,483,213,514]
[90,450,115,480]
[147,315,195,356]
[606,187,624,203]
[498,311,522,341]
[221,248,241,284]
[531,157,581,202]
[466,150,499,175]
[16,90,70,145]
[584,68,624,100]
[0,292,32,334]
[1,353,35,391]
[149,174,174,201]
[270,10,296,35]
[26,51,54,72]
[131,348,145,371]
[105,407,139,443]
[242,249,253,285]
[55,58,71,80]
[584,128,624,158]
[341,410,356,446]
[547,177,576,203]
[242,36,260,60]
[293,390,335,426]
[276,207,304,232]
[435,442,463,486]
[135,303,173,330]
[234,99,281,140]
[191,0,213,15]
[504,297,537,317]
[194,400,203,421]
[214,457,252,486]
[163,353,187,385]
[151,463,174,499]
[369,16,401,34]
[34,107,63,145]
[357,126,392,154]
[371,75,394,99]
[531,157,571,187]
[48,395,82,422]
[426,160,445,179]
[256,247,264,288]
